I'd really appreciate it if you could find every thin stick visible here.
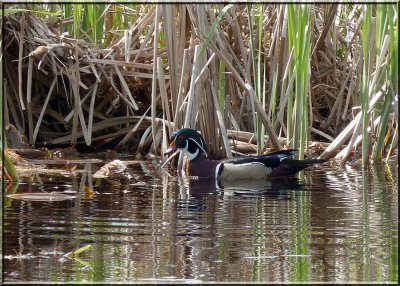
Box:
[18,13,26,110]
[33,77,57,143]
[26,57,34,144]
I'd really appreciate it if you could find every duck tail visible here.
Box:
[270,158,327,177]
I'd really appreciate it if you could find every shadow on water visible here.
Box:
[2,157,398,283]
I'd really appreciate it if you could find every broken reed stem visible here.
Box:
[151,5,161,153]
[184,45,201,128]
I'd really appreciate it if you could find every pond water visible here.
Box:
[2,156,398,283]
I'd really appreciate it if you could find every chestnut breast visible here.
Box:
[186,158,220,179]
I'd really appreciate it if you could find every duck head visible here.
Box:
[164,128,208,160]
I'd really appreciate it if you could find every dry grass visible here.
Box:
[2,3,398,165]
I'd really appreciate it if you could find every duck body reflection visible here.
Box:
[178,174,306,199]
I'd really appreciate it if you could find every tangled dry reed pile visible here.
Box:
[2,4,398,165]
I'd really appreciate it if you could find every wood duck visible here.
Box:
[164,128,327,180]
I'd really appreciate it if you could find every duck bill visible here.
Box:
[164,141,177,156]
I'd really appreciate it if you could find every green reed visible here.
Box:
[360,6,372,165]
[287,5,311,159]
[72,3,83,40]
[71,3,106,45]
[247,4,265,154]
[372,4,398,162]
[42,3,120,45]
[87,2,105,45]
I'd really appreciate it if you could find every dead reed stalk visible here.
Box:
[2,4,397,165]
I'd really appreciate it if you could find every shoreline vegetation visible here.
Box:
[1,3,398,180]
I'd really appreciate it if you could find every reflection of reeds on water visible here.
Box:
[2,4,397,169]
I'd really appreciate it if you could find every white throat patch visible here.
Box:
[188,138,208,157]
[183,140,200,161]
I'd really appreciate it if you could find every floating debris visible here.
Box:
[93,159,127,178]
[7,192,76,201]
